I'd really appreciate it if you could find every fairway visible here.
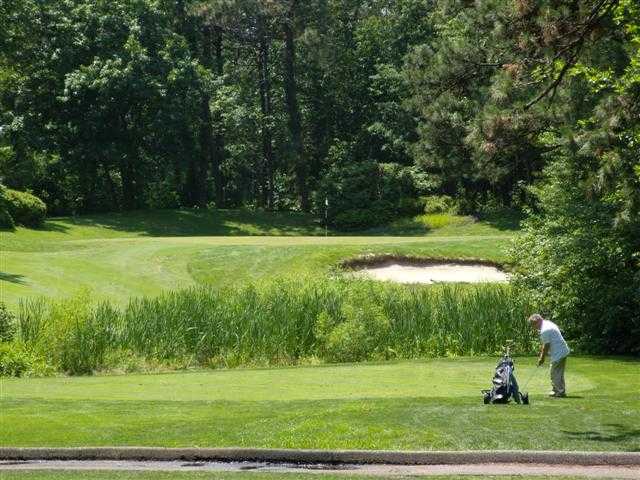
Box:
[1,357,638,451]
[1,209,516,306]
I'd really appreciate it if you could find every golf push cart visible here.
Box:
[482,341,531,405]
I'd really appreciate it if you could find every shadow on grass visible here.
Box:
[360,210,523,237]
[476,209,524,231]
[362,218,432,236]
[562,423,640,447]
[47,209,326,238]
[37,221,71,233]
[1,220,70,233]
[15,208,526,239]
[0,272,26,284]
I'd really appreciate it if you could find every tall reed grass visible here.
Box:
[14,278,536,375]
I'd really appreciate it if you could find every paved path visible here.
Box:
[1,459,640,478]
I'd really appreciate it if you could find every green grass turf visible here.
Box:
[1,357,638,451]
[1,209,517,306]
[0,473,589,480]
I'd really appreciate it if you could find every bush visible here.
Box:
[0,343,32,377]
[316,295,391,363]
[0,207,14,229]
[0,303,16,342]
[0,342,51,377]
[3,188,47,227]
[420,213,475,229]
[423,195,459,214]
[0,184,15,229]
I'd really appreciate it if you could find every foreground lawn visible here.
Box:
[1,209,516,305]
[1,357,637,452]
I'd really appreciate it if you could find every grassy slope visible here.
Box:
[1,357,638,451]
[1,210,518,306]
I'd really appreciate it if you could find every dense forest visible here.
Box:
[1,0,431,218]
[1,0,639,352]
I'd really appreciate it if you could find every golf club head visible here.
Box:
[522,392,530,405]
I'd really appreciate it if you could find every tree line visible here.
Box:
[1,0,637,219]
[1,0,431,216]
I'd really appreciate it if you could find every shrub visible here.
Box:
[0,207,14,229]
[420,213,474,229]
[0,184,15,229]
[423,195,459,214]
[0,303,17,342]
[0,342,51,377]
[316,296,391,363]
[0,343,32,377]
[4,188,47,227]
[397,197,424,216]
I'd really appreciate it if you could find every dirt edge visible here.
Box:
[339,254,507,272]
[1,448,639,467]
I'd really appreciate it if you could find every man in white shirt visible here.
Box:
[528,314,570,397]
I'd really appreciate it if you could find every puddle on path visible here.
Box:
[1,460,638,478]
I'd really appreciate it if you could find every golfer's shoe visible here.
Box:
[548,392,566,398]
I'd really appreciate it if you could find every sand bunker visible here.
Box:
[356,262,509,284]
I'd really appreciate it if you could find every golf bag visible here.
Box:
[482,352,529,405]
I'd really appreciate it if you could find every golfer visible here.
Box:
[528,314,570,397]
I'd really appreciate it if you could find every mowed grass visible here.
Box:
[1,209,518,306]
[1,357,638,451]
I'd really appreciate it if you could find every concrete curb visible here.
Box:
[1,448,639,466]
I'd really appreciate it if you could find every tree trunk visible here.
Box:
[257,17,274,209]
[120,114,137,211]
[200,24,226,208]
[103,162,120,211]
[212,26,226,208]
[197,92,214,207]
[282,0,309,211]
[120,154,136,211]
